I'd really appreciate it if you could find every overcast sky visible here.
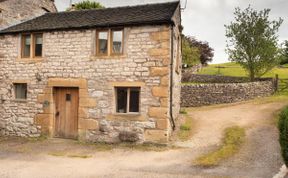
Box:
[55,0,288,64]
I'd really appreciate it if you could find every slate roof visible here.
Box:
[0,1,179,34]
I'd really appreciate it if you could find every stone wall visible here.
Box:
[181,80,276,107]
[182,74,272,83]
[0,0,57,29]
[182,64,202,74]
[0,24,181,143]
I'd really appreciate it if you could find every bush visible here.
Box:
[278,106,288,166]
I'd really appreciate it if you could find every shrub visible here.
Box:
[278,106,288,166]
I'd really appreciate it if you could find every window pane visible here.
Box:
[112,30,123,54]
[116,88,127,113]
[34,34,43,57]
[98,31,108,54]
[129,88,140,112]
[14,83,27,99]
[23,35,31,57]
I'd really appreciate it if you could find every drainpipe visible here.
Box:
[169,25,176,130]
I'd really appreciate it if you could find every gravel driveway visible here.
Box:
[0,100,287,178]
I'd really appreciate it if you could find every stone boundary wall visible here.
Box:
[182,64,202,74]
[182,74,272,83]
[181,80,276,107]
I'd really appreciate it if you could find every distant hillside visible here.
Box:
[198,62,288,79]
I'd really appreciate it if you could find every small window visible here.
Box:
[97,31,108,55]
[14,83,27,99]
[111,30,123,54]
[66,94,71,101]
[34,34,43,57]
[116,87,140,113]
[22,35,31,58]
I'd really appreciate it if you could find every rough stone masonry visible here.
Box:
[0,0,57,29]
[0,25,182,143]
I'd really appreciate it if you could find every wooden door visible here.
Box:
[54,87,79,139]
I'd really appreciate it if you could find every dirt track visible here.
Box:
[0,100,287,178]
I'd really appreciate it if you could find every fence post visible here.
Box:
[275,74,279,92]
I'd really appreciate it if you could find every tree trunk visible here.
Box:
[249,70,255,81]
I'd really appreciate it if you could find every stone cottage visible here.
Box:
[0,1,182,143]
[0,0,57,29]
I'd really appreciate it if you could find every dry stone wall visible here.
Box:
[182,74,272,83]
[181,80,276,107]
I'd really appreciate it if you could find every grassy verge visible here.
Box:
[77,141,175,152]
[177,112,194,141]
[194,126,245,167]
[48,151,92,159]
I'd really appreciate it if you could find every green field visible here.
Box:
[197,62,288,96]
[198,62,288,79]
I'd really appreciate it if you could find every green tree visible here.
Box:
[225,6,283,81]
[68,0,104,11]
[182,36,201,67]
[280,40,288,65]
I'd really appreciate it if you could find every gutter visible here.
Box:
[169,25,176,130]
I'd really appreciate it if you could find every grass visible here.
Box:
[177,114,194,141]
[194,126,245,167]
[179,108,188,114]
[76,141,174,152]
[197,62,288,96]
[198,62,288,79]
[48,151,92,159]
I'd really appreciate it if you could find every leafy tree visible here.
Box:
[182,36,201,67]
[280,40,288,65]
[68,0,104,11]
[189,37,214,65]
[182,35,214,67]
[225,6,283,81]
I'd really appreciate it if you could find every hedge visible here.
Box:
[278,106,288,166]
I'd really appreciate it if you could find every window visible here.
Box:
[96,29,124,56]
[22,34,31,58]
[116,87,140,113]
[97,31,108,55]
[14,83,27,100]
[21,33,43,58]
[34,34,43,57]
[111,30,123,54]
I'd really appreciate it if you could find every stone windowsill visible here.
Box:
[114,112,141,116]
[90,55,127,60]
[12,99,28,103]
[16,57,44,63]
[106,113,145,121]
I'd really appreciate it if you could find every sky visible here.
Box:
[55,0,288,64]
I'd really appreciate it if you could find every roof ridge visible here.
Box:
[47,1,180,15]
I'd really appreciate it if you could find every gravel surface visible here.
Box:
[0,101,287,178]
